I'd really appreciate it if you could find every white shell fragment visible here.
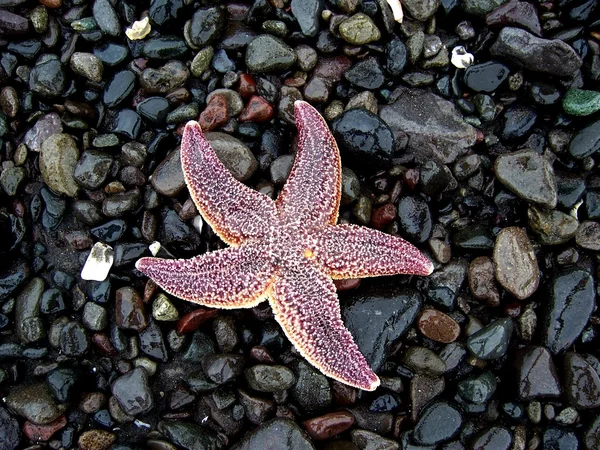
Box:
[81,242,114,281]
[125,16,151,41]
[451,46,475,69]
[193,215,204,235]
[149,241,161,256]
[386,0,404,23]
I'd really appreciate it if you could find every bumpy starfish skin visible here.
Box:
[136,101,433,391]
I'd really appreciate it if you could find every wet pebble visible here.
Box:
[78,429,116,450]
[413,401,462,446]
[467,318,513,360]
[245,35,296,73]
[159,421,222,450]
[5,383,66,424]
[115,286,147,331]
[472,426,512,450]
[303,411,355,440]
[70,52,103,83]
[207,132,258,181]
[245,365,296,392]
[463,61,509,93]
[515,346,562,400]
[29,56,65,98]
[338,13,381,45]
[563,352,600,409]
[417,309,460,343]
[73,150,113,190]
[568,118,600,159]
[397,195,432,244]
[231,418,313,450]
[493,227,539,299]
[562,88,600,116]
[111,368,154,415]
[40,134,80,198]
[60,321,89,356]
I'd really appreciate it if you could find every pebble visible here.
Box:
[245,365,296,392]
[152,293,179,321]
[338,13,381,45]
[15,278,44,344]
[472,426,512,450]
[0,406,20,450]
[563,89,600,116]
[231,418,313,450]
[93,0,121,37]
[493,227,539,299]
[206,132,258,181]
[5,383,66,424]
[541,268,595,354]
[187,6,225,47]
[140,60,189,94]
[494,150,557,208]
[199,93,229,131]
[380,87,477,164]
[291,0,322,37]
[78,429,116,450]
[490,27,582,77]
[332,108,394,171]
[73,150,113,190]
[240,95,274,123]
[159,421,222,450]
[467,318,513,360]
[291,360,331,415]
[563,353,600,409]
[468,256,500,306]
[60,321,89,356]
[568,118,600,159]
[515,346,562,400]
[403,346,446,376]
[202,353,245,384]
[576,221,600,250]
[136,97,171,124]
[111,368,153,415]
[29,56,66,98]
[151,149,186,197]
[82,302,108,331]
[397,195,432,244]
[413,401,462,446]
[139,319,168,361]
[543,427,579,449]
[81,242,114,282]
[463,61,509,93]
[115,286,147,331]
[417,309,460,343]
[103,70,135,108]
[245,35,297,73]
[352,429,398,450]
[486,1,541,35]
[143,36,188,59]
[0,167,25,197]
[527,206,579,245]
[23,416,66,442]
[70,52,103,83]
[458,371,497,404]
[303,411,355,440]
[344,57,384,90]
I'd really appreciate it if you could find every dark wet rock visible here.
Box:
[159,421,223,450]
[93,42,129,67]
[527,206,579,245]
[467,318,513,360]
[291,360,331,415]
[542,268,595,354]
[380,87,477,164]
[457,371,496,404]
[493,227,539,299]
[463,62,509,93]
[490,27,582,77]
[332,109,394,171]
[111,109,141,139]
[41,288,66,314]
[403,0,440,20]
[39,133,80,198]
[543,427,579,450]
[0,214,26,255]
[5,383,66,425]
[143,36,188,59]
[60,321,89,356]
[342,284,421,373]
[0,405,20,450]
[238,389,275,424]
[494,150,557,208]
[353,430,398,450]
[413,401,462,446]
[115,286,147,331]
[206,132,258,181]
[29,56,65,99]
[151,149,186,197]
[23,113,63,152]
[585,415,600,450]
[403,346,446,376]
[102,190,141,217]
[73,151,113,190]
[187,6,224,47]
[568,118,600,159]
[472,427,512,450]
[15,278,44,344]
[140,60,189,95]
[202,353,245,384]
[245,365,295,392]
[246,35,296,73]
[139,319,168,361]
[70,52,103,83]
[338,13,380,45]
[93,0,120,37]
[112,368,153,416]
[563,352,600,409]
[344,57,384,90]
[576,221,600,251]
[501,106,537,141]
[291,0,322,37]
[103,70,135,108]
[136,97,170,124]
[515,346,562,400]
[452,224,494,250]
[397,195,432,244]
[0,10,29,35]
[486,0,541,36]
[46,367,78,402]
[232,418,314,450]
[585,190,600,220]
[556,172,586,209]
[462,0,507,15]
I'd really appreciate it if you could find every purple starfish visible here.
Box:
[136,101,433,390]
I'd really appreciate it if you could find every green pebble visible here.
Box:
[30,5,49,34]
[191,47,214,78]
[338,13,381,45]
[71,17,98,32]
[166,103,199,125]
[562,89,600,116]
[262,20,288,37]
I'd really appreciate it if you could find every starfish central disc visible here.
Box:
[136,100,434,391]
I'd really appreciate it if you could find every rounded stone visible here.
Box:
[417,309,460,343]
[70,52,103,83]
[246,35,297,73]
[245,365,296,392]
[338,13,381,45]
[493,227,539,299]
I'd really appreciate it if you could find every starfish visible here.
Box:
[136,101,433,391]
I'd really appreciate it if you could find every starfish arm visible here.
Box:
[276,101,342,229]
[135,243,275,309]
[181,121,277,246]
[269,260,379,391]
[315,224,434,279]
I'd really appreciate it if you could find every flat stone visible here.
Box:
[206,132,258,181]
[563,352,600,409]
[467,318,513,360]
[563,89,600,116]
[40,134,80,198]
[5,383,66,425]
[23,113,63,152]
[231,418,314,450]
[245,35,296,73]
[515,346,562,400]
[338,13,380,45]
[111,368,153,415]
[493,227,539,299]
[417,309,460,343]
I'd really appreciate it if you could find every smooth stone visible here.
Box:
[191,47,214,77]
[485,0,541,36]
[115,286,147,331]
[245,35,296,73]
[246,365,296,392]
[467,318,513,360]
[159,421,223,450]
[542,268,595,354]
[202,353,245,384]
[60,321,89,356]
[457,371,497,404]
[494,150,557,208]
[342,284,422,373]
[515,346,562,400]
[568,118,600,159]
[40,134,79,198]
[0,406,20,450]
[151,149,185,197]
[23,113,63,152]
[462,0,507,15]
[112,368,153,415]
[471,427,512,450]
[302,411,354,441]
[111,109,141,139]
[102,190,140,217]
[82,302,107,331]
[501,105,537,141]
[338,13,380,45]
[585,415,600,450]
[332,108,395,171]
[556,171,586,209]
[563,89,600,116]
[40,288,65,314]
[527,206,579,245]
[70,52,103,83]
[576,221,600,250]
[29,57,66,98]
[15,278,44,344]
[103,70,135,108]
[152,294,178,321]
[0,167,25,196]
[149,0,185,29]
[5,383,65,425]
[0,9,28,34]
[403,346,446,376]
[139,319,168,361]
[413,401,462,446]
[417,309,460,343]
[290,360,331,415]
[543,427,579,450]
[142,36,188,59]
[231,418,314,450]
[493,227,539,299]
[397,195,432,244]
[136,97,170,124]
[73,150,113,190]
[93,0,120,36]
[291,0,322,37]
[380,87,477,164]
[563,352,600,409]
[403,0,440,20]
[187,6,225,47]
[139,60,189,95]
[353,430,398,449]
[490,27,582,77]
[344,57,384,89]
[463,61,509,93]
[94,42,129,67]
[46,368,78,402]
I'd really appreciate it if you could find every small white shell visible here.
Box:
[81,242,114,281]
[451,46,475,69]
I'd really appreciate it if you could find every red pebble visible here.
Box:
[176,308,218,334]
[334,278,361,291]
[371,203,397,229]
[23,416,67,441]
[238,73,257,99]
[198,94,229,131]
[143,279,157,303]
[302,411,355,440]
[92,333,118,357]
[250,345,275,363]
[239,96,274,123]
[403,168,420,190]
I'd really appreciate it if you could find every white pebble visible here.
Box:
[193,215,204,235]
[451,46,474,69]
[149,241,161,256]
[81,242,114,281]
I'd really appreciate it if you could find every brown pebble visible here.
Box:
[198,94,229,131]
[115,286,148,331]
[238,73,257,99]
[333,278,361,291]
[239,95,274,122]
[23,415,66,441]
[92,333,118,357]
[250,345,275,364]
[370,203,396,229]
[468,256,500,307]
[39,0,62,8]
[331,380,357,406]
[176,307,218,334]
[302,411,355,440]
[417,308,460,343]
[78,429,116,450]
[79,392,106,414]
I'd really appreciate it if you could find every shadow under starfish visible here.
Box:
[136,100,433,391]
